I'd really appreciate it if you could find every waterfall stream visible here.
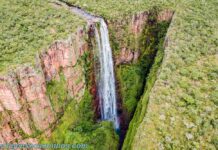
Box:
[95,19,119,129]
[68,5,119,129]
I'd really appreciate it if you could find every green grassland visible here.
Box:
[62,0,177,20]
[0,0,85,74]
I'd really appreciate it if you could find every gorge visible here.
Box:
[2,0,216,150]
[46,2,174,149]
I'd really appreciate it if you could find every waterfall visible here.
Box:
[95,19,119,129]
[67,4,119,129]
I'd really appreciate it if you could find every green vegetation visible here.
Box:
[40,89,118,150]
[0,0,85,74]
[117,15,170,118]
[117,65,144,117]
[123,30,166,149]
[46,72,68,114]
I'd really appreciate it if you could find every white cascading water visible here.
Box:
[69,4,119,129]
[95,19,119,129]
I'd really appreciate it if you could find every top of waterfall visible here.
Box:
[70,6,100,23]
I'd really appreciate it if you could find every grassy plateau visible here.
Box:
[0,0,85,74]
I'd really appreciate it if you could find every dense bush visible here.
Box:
[46,72,68,113]
[40,89,118,150]
[117,65,144,116]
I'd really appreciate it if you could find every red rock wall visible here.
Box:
[115,48,139,65]
[115,10,173,65]
[0,27,89,143]
[131,11,149,35]
[157,10,174,22]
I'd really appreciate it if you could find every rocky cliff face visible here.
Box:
[115,48,139,65]
[0,27,89,143]
[115,10,174,65]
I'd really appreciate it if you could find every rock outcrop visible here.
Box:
[157,10,174,22]
[115,10,174,65]
[40,28,88,100]
[115,48,140,65]
[114,12,148,65]
[131,12,149,35]
[0,27,89,143]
